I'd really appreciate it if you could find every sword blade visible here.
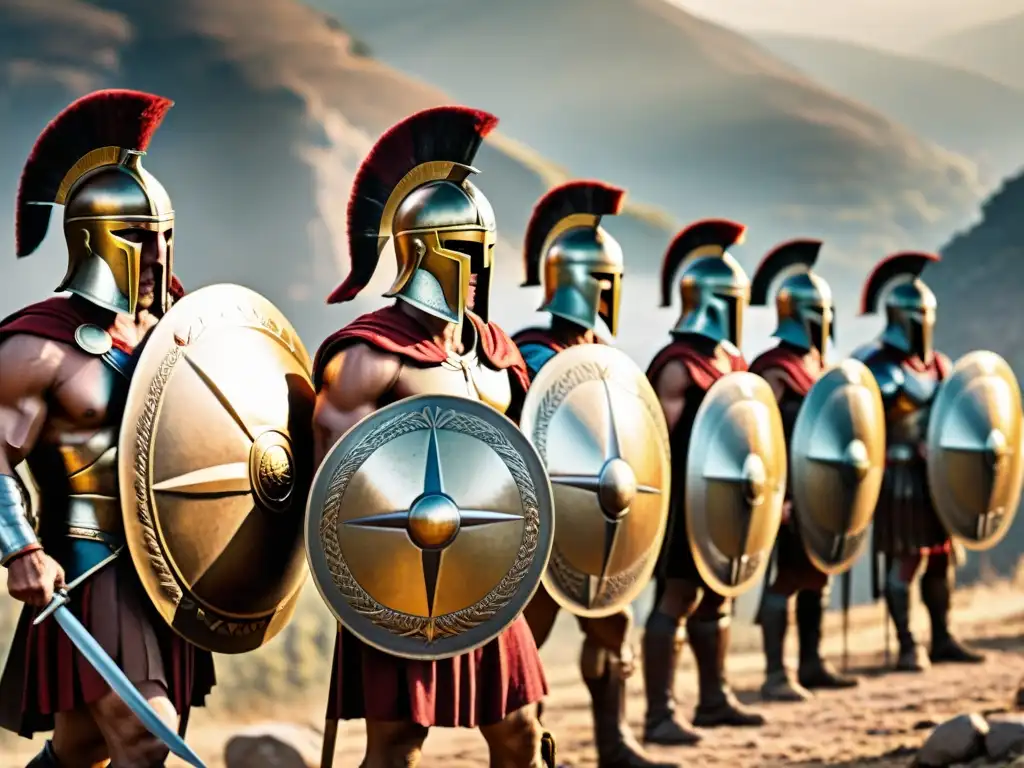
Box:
[51,605,207,768]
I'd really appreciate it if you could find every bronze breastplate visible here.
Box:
[389,334,512,415]
[27,328,132,550]
[885,365,939,461]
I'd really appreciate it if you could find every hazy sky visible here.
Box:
[668,0,1023,51]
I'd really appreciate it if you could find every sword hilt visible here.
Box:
[32,548,122,626]
[33,589,70,626]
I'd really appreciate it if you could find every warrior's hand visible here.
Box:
[7,549,65,606]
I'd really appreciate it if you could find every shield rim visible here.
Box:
[790,359,886,575]
[685,371,787,598]
[118,283,313,654]
[304,393,555,660]
[926,350,1024,551]
[520,344,672,618]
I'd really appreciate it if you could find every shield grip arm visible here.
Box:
[0,336,63,564]
[313,343,401,466]
[651,360,690,433]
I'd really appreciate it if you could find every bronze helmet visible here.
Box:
[659,219,750,347]
[860,251,939,362]
[16,89,176,315]
[750,238,834,356]
[328,106,499,324]
[521,180,626,335]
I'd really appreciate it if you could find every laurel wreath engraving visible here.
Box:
[533,359,663,608]
[134,345,184,604]
[318,406,541,642]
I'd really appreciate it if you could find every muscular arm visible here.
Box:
[0,335,62,476]
[0,335,65,583]
[312,342,401,467]
[651,360,690,434]
[759,367,793,403]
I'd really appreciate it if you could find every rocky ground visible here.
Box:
[3,581,1023,767]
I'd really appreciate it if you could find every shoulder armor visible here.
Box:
[866,356,904,399]
[74,324,113,356]
[519,342,558,379]
[719,339,741,358]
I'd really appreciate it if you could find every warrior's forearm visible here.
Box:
[0,474,39,566]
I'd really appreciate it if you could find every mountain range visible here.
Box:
[316,0,984,271]
[0,0,673,352]
[921,11,1024,90]
[757,34,1024,185]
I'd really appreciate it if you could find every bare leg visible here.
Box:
[362,720,429,768]
[642,577,701,746]
[86,681,178,768]
[480,703,543,768]
[43,708,109,767]
[524,587,561,650]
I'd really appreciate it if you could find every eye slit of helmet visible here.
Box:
[113,227,156,244]
[444,239,487,273]
[591,270,617,291]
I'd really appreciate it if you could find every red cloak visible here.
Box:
[313,304,530,396]
[748,344,820,397]
[646,338,747,391]
[0,277,187,353]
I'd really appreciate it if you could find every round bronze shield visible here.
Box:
[305,394,555,660]
[686,372,787,598]
[118,284,315,654]
[790,360,886,575]
[927,350,1023,550]
[520,345,670,617]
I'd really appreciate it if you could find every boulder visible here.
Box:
[986,714,1024,761]
[224,722,323,768]
[916,713,988,767]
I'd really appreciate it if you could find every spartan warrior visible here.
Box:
[0,91,214,766]
[854,252,984,671]
[309,106,550,767]
[642,219,765,745]
[514,182,676,768]
[749,239,858,701]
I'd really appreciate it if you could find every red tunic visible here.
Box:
[315,304,547,728]
[647,337,746,582]
[0,287,214,738]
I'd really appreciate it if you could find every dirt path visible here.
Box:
[4,583,1023,767]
